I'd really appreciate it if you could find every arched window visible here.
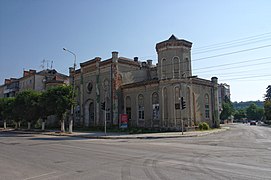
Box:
[152,92,159,120]
[162,59,166,79]
[175,86,180,103]
[173,57,180,78]
[126,96,131,121]
[138,94,144,120]
[205,94,210,119]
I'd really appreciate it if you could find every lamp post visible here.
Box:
[63,48,76,133]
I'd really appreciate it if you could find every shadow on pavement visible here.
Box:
[0,131,34,137]
[28,136,84,141]
[0,130,87,141]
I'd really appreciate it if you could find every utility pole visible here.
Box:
[63,48,76,133]
[104,101,107,136]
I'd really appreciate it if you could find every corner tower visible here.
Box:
[156,35,192,80]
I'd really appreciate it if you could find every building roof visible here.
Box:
[168,34,178,40]
[37,69,68,78]
[155,35,193,52]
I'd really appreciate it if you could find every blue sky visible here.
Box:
[0,0,270,102]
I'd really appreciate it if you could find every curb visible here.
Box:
[0,127,228,139]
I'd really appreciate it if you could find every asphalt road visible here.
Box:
[0,124,271,180]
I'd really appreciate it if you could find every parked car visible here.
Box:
[250,121,256,125]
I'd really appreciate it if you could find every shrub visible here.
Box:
[198,122,210,130]
[198,123,203,130]
[202,122,210,130]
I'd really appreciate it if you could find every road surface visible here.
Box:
[0,124,271,180]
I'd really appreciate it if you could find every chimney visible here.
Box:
[112,51,118,63]
[147,60,152,66]
[142,62,147,67]
[29,69,36,74]
[211,77,218,84]
[24,70,29,77]
[134,57,138,62]
[112,51,118,59]
[5,79,11,85]
[69,67,75,74]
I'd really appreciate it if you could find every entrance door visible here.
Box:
[84,99,95,127]
[89,102,95,126]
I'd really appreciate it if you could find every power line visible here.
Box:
[139,32,271,59]
[192,44,271,62]
[193,57,271,71]
[197,67,270,77]
[140,43,271,63]
[232,79,271,82]
[193,32,271,51]
[193,38,271,54]
[78,55,271,81]
[194,61,271,74]
[220,74,271,81]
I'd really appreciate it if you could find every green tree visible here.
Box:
[220,97,234,120]
[38,91,53,130]
[246,103,264,120]
[234,109,246,120]
[0,98,4,123]
[256,108,264,120]
[264,85,271,124]
[14,90,41,129]
[0,97,16,128]
[41,85,73,132]
[265,85,271,101]
[264,100,271,122]
[246,103,257,120]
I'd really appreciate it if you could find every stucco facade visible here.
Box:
[19,69,69,92]
[72,35,220,129]
[0,69,69,98]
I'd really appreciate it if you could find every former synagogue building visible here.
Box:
[71,35,220,129]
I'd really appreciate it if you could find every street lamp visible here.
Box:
[63,47,76,133]
[63,48,76,69]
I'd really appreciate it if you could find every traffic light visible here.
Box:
[181,97,186,110]
[101,102,105,110]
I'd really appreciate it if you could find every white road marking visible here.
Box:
[22,171,57,180]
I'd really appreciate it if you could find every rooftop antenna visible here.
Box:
[50,60,53,69]
[46,60,49,69]
[41,59,45,70]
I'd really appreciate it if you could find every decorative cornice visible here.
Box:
[156,38,192,52]
[80,57,101,67]
[122,79,159,89]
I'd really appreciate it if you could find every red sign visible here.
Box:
[120,114,128,128]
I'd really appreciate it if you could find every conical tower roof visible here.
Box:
[168,34,178,40]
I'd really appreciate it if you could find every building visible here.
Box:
[218,83,231,112]
[0,69,69,97]
[0,84,4,98]
[2,78,19,98]
[72,35,220,129]
[19,69,69,92]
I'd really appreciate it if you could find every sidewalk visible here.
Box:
[0,125,230,139]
